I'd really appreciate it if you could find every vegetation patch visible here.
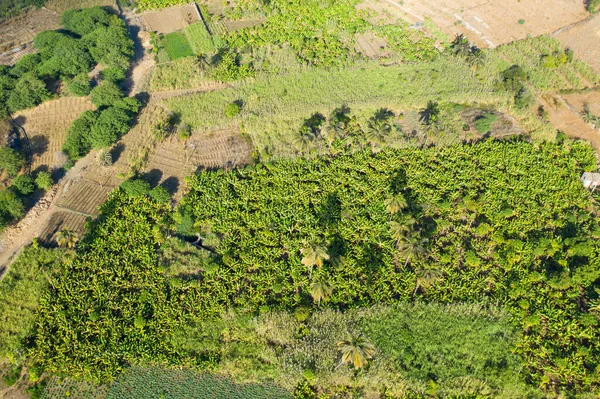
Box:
[184,22,215,55]
[160,31,195,61]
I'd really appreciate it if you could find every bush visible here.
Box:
[6,72,51,112]
[0,189,24,227]
[89,106,132,148]
[35,171,53,190]
[2,364,21,386]
[515,87,535,109]
[587,0,600,12]
[63,110,97,160]
[474,112,498,134]
[101,67,126,83]
[149,186,171,203]
[225,101,242,118]
[10,54,41,78]
[120,178,151,197]
[12,174,35,195]
[0,147,24,177]
[60,7,111,36]
[68,73,92,96]
[90,81,124,108]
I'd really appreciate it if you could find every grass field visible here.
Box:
[160,31,195,61]
[184,21,215,55]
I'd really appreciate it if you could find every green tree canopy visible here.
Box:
[83,18,133,71]
[89,106,131,148]
[68,73,92,96]
[63,110,97,159]
[12,175,35,196]
[0,147,24,177]
[90,81,123,108]
[7,72,51,112]
[60,7,111,36]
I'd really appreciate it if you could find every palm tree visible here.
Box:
[467,47,485,70]
[96,148,113,167]
[56,229,78,248]
[419,101,440,126]
[300,242,330,276]
[413,266,443,296]
[321,120,345,148]
[385,193,408,216]
[364,118,391,151]
[309,273,333,305]
[398,233,428,267]
[294,126,318,152]
[337,334,376,369]
[450,34,471,57]
[389,215,416,247]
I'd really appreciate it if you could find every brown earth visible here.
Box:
[355,32,390,58]
[358,0,589,48]
[13,97,96,172]
[140,3,200,33]
[0,7,59,65]
[555,12,600,74]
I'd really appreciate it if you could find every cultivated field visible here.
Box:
[0,7,59,65]
[44,0,117,13]
[38,211,88,245]
[555,12,600,74]
[13,97,96,172]
[141,3,200,33]
[358,0,589,48]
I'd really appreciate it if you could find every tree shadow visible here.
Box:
[317,192,341,227]
[110,143,126,163]
[161,176,180,194]
[143,169,163,187]
[29,135,49,156]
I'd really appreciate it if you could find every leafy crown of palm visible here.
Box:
[337,334,376,369]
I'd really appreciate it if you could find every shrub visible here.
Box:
[90,81,124,108]
[120,178,151,197]
[515,87,535,109]
[0,147,24,177]
[96,148,113,167]
[68,73,92,96]
[2,364,21,386]
[35,171,53,190]
[586,0,600,12]
[101,67,127,83]
[149,186,171,203]
[63,110,97,160]
[60,7,111,36]
[6,72,51,112]
[12,174,35,195]
[474,112,498,134]
[0,189,24,226]
[89,106,132,148]
[10,54,41,78]
[225,101,242,117]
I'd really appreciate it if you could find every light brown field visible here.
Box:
[44,0,117,13]
[0,7,59,65]
[555,13,600,74]
[141,3,200,33]
[358,0,589,48]
[355,32,390,58]
[38,211,88,245]
[13,97,95,172]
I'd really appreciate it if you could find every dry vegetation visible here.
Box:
[13,97,95,171]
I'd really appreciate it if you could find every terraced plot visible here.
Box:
[38,211,88,245]
[56,179,114,217]
[14,97,95,172]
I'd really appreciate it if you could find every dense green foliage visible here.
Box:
[34,171,53,190]
[0,7,132,114]
[159,31,195,61]
[0,246,68,359]
[184,22,215,55]
[0,146,24,177]
[0,189,24,228]
[29,140,600,396]
[31,191,174,379]
[12,174,35,195]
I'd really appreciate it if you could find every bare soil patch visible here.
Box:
[358,0,589,48]
[144,127,252,199]
[539,93,600,150]
[0,7,59,65]
[555,13,600,74]
[13,97,95,172]
[355,32,390,58]
[561,89,600,116]
[141,3,200,33]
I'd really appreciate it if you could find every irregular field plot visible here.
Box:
[44,0,117,13]
[38,211,88,246]
[358,0,588,48]
[14,97,95,171]
[0,7,59,65]
[555,13,600,75]
[144,128,252,197]
[56,179,113,216]
[161,31,194,60]
[141,3,200,34]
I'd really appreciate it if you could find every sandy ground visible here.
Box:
[358,0,589,48]
[140,3,200,33]
[555,12,600,74]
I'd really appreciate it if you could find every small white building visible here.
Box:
[581,172,600,191]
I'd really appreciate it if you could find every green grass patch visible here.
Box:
[184,22,215,55]
[160,31,194,61]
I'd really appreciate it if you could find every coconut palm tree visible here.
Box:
[300,242,330,276]
[310,273,333,305]
[337,334,376,369]
[364,118,391,151]
[398,233,428,267]
[96,148,112,167]
[56,229,78,249]
[294,126,318,152]
[389,215,416,247]
[413,266,444,296]
[450,34,471,57]
[385,193,408,216]
[419,101,440,126]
